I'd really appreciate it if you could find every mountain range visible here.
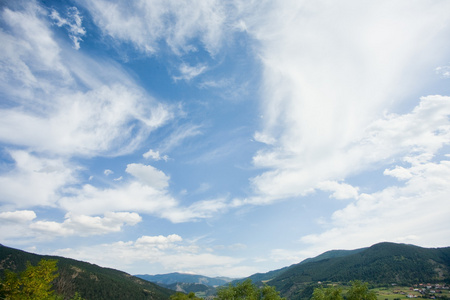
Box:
[1,242,449,299]
[135,272,233,287]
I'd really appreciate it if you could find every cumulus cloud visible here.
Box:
[0,150,76,208]
[50,6,86,50]
[51,234,244,277]
[246,94,450,205]
[57,163,228,223]
[126,163,170,190]
[143,149,169,161]
[30,212,142,237]
[316,181,359,200]
[300,157,450,255]
[0,210,36,223]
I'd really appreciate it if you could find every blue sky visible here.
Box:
[1,0,450,278]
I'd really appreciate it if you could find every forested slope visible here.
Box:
[0,245,174,300]
[267,242,450,299]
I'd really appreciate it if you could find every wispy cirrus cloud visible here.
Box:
[50,6,86,50]
[78,0,230,55]
[173,63,207,81]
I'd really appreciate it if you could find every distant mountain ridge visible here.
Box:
[0,245,174,300]
[265,242,450,299]
[135,272,234,287]
[238,247,367,285]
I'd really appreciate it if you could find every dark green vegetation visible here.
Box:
[311,281,376,300]
[239,248,367,285]
[0,245,174,300]
[246,243,450,299]
[217,279,285,300]
[1,259,61,299]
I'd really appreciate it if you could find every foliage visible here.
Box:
[346,281,377,300]
[170,291,202,300]
[0,259,59,300]
[312,281,376,300]
[311,285,343,300]
[217,279,285,300]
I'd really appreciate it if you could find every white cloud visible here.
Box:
[158,124,203,153]
[51,234,244,277]
[316,181,359,200]
[0,210,36,223]
[0,2,173,158]
[247,94,450,204]
[136,234,182,249]
[300,157,450,255]
[30,212,142,237]
[50,6,86,50]
[161,197,229,223]
[78,0,229,55]
[58,163,228,223]
[0,150,76,208]
[143,149,169,161]
[243,0,450,204]
[104,169,114,176]
[126,163,170,190]
[436,65,450,78]
[173,63,207,81]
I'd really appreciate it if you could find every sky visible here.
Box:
[1,0,450,278]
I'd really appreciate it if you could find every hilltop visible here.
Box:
[0,244,174,300]
[263,242,450,299]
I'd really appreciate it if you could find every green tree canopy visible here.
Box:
[311,285,343,300]
[170,291,202,300]
[312,281,377,300]
[0,259,59,300]
[217,279,285,300]
[346,280,377,300]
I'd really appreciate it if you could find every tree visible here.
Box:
[346,281,377,300]
[311,285,343,300]
[217,279,285,300]
[170,292,202,300]
[0,259,59,300]
[312,281,376,300]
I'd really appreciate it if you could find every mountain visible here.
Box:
[265,242,450,299]
[298,247,366,265]
[163,282,218,298]
[238,247,367,285]
[0,245,174,300]
[135,272,234,287]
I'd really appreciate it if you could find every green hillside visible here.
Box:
[233,246,367,286]
[267,242,450,299]
[0,245,174,300]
